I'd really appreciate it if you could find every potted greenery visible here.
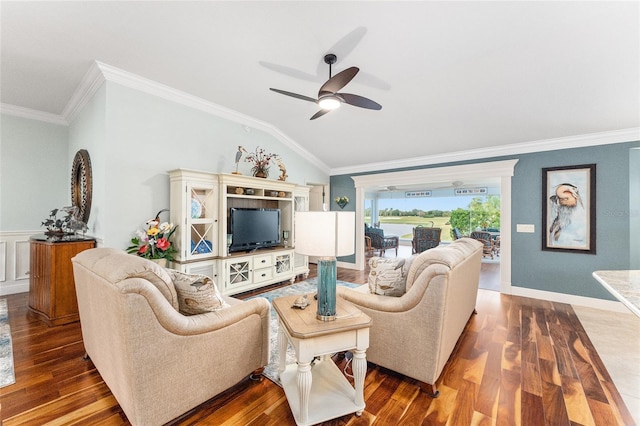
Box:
[41,207,80,236]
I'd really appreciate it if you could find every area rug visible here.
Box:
[0,298,16,388]
[246,278,361,386]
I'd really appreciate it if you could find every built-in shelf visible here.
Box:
[169,170,309,295]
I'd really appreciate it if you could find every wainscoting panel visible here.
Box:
[15,241,30,280]
[0,231,37,295]
[0,241,6,282]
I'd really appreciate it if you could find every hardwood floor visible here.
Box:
[1,264,635,425]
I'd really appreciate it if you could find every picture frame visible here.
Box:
[542,164,596,254]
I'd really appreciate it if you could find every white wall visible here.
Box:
[68,83,107,238]
[0,78,329,294]
[0,114,70,294]
[84,81,329,249]
[1,114,69,230]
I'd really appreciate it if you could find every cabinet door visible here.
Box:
[274,252,293,277]
[225,257,252,290]
[180,260,218,282]
[187,184,218,259]
[28,242,51,313]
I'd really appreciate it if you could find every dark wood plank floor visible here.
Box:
[0,263,635,425]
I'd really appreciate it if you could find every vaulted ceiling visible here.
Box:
[2,1,638,172]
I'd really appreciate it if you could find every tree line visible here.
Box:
[373,208,451,218]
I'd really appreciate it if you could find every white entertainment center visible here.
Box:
[168,169,310,295]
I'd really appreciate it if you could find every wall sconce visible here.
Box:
[335,196,349,209]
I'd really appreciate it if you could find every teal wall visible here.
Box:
[331,175,358,264]
[628,148,640,269]
[0,115,69,231]
[331,141,640,300]
[511,142,637,300]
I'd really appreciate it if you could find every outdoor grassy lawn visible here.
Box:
[366,216,454,241]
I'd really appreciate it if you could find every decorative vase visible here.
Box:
[253,169,268,178]
[336,199,348,209]
[150,258,167,268]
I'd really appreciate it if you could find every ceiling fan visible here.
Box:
[269,53,382,120]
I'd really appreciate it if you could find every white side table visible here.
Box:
[272,294,371,426]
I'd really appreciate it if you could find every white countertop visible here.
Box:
[592,270,640,318]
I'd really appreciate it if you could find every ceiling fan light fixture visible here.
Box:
[318,95,341,110]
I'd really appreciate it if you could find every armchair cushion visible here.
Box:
[79,248,179,310]
[368,256,416,296]
[168,270,230,315]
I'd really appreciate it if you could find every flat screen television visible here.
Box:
[229,208,281,253]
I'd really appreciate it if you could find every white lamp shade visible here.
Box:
[295,211,355,257]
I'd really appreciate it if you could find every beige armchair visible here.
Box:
[72,248,270,425]
[337,238,483,397]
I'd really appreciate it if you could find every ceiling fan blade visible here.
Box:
[310,109,332,120]
[319,66,359,96]
[269,88,317,104]
[338,93,382,110]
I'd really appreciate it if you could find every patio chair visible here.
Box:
[365,235,374,256]
[470,231,494,259]
[452,228,467,240]
[412,226,442,254]
[365,226,399,256]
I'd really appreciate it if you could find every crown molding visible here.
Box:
[89,62,330,174]
[0,103,67,126]
[1,61,329,174]
[62,61,106,124]
[4,59,637,177]
[331,127,640,176]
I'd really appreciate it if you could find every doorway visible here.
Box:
[352,159,518,294]
[306,183,329,265]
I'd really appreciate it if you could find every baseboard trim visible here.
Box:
[510,286,630,313]
[0,280,29,296]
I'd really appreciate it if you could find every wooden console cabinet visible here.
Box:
[28,235,96,326]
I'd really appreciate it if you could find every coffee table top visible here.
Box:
[273,294,371,339]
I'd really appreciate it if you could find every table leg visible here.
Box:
[297,361,312,423]
[353,349,367,414]
[278,323,287,375]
